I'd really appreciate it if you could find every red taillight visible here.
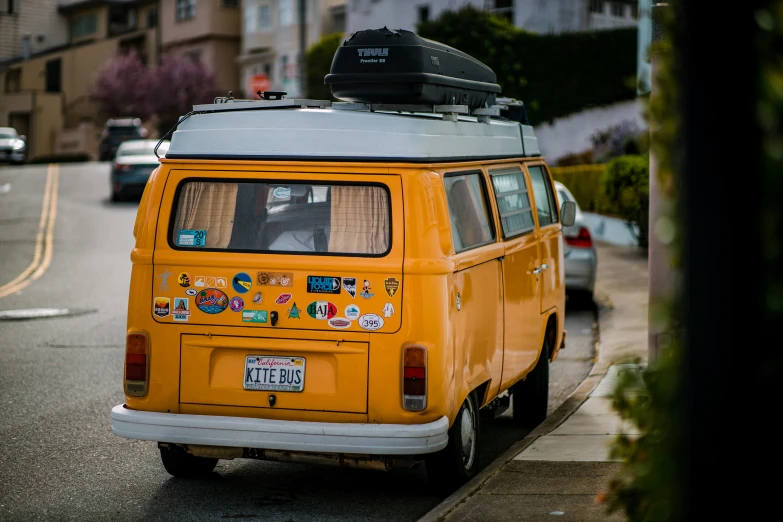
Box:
[125,332,149,396]
[565,226,593,248]
[114,163,131,172]
[403,345,427,411]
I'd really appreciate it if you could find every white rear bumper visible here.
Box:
[111,404,449,455]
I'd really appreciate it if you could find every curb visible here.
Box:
[418,300,614,522]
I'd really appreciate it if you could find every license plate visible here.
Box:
[243,356,305,392]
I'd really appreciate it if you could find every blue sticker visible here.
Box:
[273,187,291,199]
[232,272,252,294]
[178,229,207,247]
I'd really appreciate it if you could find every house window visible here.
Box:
[176,0,196,22]
[611,2,625,17]
[185,49,203,62]
[259,3,271,30]
[4,68,21,92]
[223,0,239,7]
[244,2,257,32]
[329,5,346,33]
[279,0,293,26]
[589,0,603,13]
[71,13,97,38]
[45,58,61,93]
[147,6,158,28]
[417,5,430,24]
[108,5,137,35]
[8,0,19,14]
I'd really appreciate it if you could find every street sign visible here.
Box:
[249,74,270,96]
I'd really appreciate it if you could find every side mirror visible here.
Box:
[20,135,26,141]
[560,201,576,227]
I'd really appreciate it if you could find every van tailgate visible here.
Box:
[180,334,369,413]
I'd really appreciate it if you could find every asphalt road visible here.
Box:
[0,162,597,522]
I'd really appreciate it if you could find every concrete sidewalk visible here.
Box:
[419,242,649,522]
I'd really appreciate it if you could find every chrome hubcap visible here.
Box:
[459,399,476,470]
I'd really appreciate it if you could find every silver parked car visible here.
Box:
[555,181,597,303]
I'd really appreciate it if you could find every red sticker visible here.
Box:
[276,293,293,305]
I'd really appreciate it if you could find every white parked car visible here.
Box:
[0,127,27,165]
[555,181,597,303]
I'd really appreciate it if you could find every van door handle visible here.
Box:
[541,263,549,271]
[532,266,542,275]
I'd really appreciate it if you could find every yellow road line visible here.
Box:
[0,164,59,299]
[30,165,59,282]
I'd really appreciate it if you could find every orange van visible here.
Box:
[111,35,576,490]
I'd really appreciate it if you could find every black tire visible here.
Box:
[425,391,481,492]
[110,190,120,202]
[511,336,550,429]
[159,444,218,478]
[567,290,594,309]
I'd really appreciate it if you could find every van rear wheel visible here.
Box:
[425,391,480,492]
[159,444,218,478]
[512,336,550,429]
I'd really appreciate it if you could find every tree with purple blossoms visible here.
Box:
[88,50,152,120]
[147,54,220,133]
[89,52,219,133]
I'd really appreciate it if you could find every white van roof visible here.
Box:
[164,99,540,163]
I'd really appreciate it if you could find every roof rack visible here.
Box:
[195,93,506,124]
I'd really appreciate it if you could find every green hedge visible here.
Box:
[550,164,611,213]
[602,155,649,247]
[552,158,650,249]
[417,6,637,124]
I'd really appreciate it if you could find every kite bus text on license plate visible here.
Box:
[243,356,305,392]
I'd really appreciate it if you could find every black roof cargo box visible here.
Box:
[325,28,501,109]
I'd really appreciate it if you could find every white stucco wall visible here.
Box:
[535,98,647,162]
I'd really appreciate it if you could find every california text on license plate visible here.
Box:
[244,356,305,392]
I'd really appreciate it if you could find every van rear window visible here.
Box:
[170,181,391,256]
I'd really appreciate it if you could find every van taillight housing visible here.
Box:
[565,226,593,248]
[403,345,427,411]
[125,332,149,397]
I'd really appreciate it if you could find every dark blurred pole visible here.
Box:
[647,2,676,362]
[678,0,765,519]
[298,0,307,97]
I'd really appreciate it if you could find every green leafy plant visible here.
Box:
[601,155,650,248]
[600,4,685,521]
[306,32,343,100]
[550,164,611,213]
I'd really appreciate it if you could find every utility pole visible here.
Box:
[298,0,307,97]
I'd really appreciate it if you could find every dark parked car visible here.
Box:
[0,127,27,164]
[110,139,168,201]
[98,118,148,161]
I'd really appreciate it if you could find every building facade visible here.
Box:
[159,0,241,96]
[239,0,346,99]
[0,0,161,159]
[346,0,637,35]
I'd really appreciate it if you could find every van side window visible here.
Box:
[444,173,495,252]
[489,167,536,238]
[527,165,559,226]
